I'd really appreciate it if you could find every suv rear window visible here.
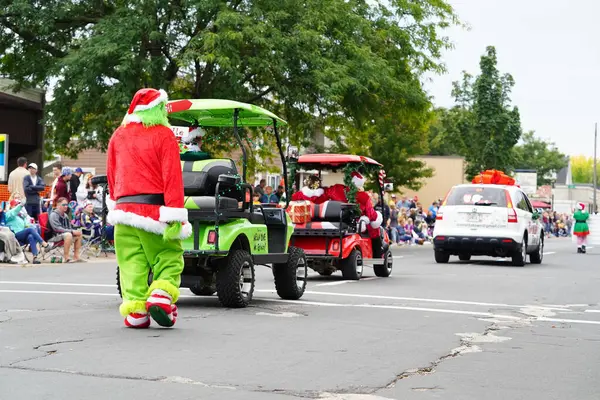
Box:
[445,186,507,207]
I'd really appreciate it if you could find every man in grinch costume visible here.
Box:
[107,88,192,329]
[572,202,590,254]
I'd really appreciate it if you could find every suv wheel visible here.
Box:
[511,235,527,267]
[529,235,544,264]
[434,250,450,264]
[458,253,471,261]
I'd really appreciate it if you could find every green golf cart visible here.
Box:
[107,99,307,308]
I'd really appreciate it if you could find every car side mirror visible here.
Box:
[532,212,540,220]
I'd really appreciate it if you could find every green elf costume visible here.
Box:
[573,202,590,254]
[107,88,192,329]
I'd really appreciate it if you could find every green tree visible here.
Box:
[450,46,522,179]
[570,155,599,184]
[512,131,568,185]
[427,107,470,156]
[0,0,459,185]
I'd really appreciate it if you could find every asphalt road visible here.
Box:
[1,237,599,400]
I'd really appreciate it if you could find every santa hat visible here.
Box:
[127,88,168,114]
[123,88,168,124]
[577,202,585,211]
[351,171,366,189]
[188,126,206,138]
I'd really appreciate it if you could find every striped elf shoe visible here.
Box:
[124,313,150,329]
[146,289,177,327]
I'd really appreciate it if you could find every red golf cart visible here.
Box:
[286,154,393,280]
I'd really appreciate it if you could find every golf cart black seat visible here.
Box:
[311,201,358,224]
[181,158,247,210]
[184,196,239,211]
[182,159,239,196]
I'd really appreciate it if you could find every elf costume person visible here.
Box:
[573,202,590,253]
[107,88,192,329]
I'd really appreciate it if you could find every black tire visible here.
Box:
[529,235,543,264]
[273,247,307,300]
[190,283,216,296]
[341,249,363,280]
[512,236,527,267]
[458,253,471,261]
[373,250,393,277]
[434,250,450,264]
[216,249,255,308]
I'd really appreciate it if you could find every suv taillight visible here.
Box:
[508,208,518,223]
[436,210,443,220]
[505,190,518,223]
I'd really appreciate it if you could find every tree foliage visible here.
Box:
[444,46,522,179]
[426,107,470,156]
[512,131,568,185]
[0,0,459,185]
[570,155,599,184]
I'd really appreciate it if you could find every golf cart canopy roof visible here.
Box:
[167,99,287,127]
[297,154,382,168]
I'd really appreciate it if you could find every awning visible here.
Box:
[531,200,551,209]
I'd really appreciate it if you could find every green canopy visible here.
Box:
[167,99,287,127]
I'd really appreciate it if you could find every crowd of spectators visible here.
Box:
[3,157,111,264]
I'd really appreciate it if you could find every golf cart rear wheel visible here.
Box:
[273,247,307,300]
[373,250,393,277]
[190,283,217,296]
[216,250,255,308]
[341,249,363,280]
[116,266,153,298]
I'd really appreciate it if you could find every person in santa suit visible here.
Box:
[179,126,206,153]
[291,174,329,204]
[107,88,192,329]
[350,171,385,256]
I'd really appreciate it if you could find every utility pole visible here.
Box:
[594,122,598,213]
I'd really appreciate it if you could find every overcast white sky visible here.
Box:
[423,0,600,158]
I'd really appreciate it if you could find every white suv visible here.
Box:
[432,183,544,266]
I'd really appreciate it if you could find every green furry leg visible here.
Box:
[148,279,181,303]
[115,225,152,316]
[119,300,148,317]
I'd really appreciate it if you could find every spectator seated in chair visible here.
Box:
[78,201,114,241]
[5,198,50,264]
[48,197,85,263]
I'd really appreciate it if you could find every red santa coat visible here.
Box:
[291,186,329,204]
[106,121,192,239]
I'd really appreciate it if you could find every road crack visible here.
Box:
[384,320,512,388]
[33,339,84,350]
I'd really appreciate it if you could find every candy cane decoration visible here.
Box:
[379,169,386,188]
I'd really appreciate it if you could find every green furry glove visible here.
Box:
[163,221,183,241]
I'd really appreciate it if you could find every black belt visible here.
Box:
[117,194,165,205]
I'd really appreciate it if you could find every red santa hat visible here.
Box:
[577,202,585,211]
[351,171,366,189]
[127,88,168,114]
[123,88,168,124]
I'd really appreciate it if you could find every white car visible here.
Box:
[432,183,544,266]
